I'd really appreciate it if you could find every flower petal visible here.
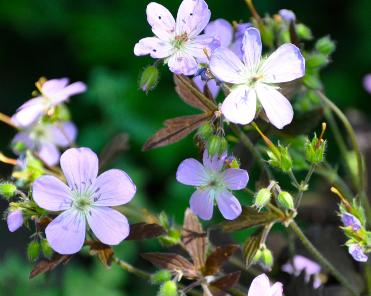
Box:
[146,2,176,41]
[60,147,99,191]
[38,142,61,167]
[41,78,69,96]
[203,150,227,172]
[242,27,262,71]
[50,121,77,147]
[261,43,305,83]
[168,51,198,75]
[210,47,247,84]
[190,189,214,220]
[221,86,257,125]
[33,175,73,211]
[92,169,136,206]
[193,76,220,99]
[248,274,271,296]
[7,210,23,232]
[86,207,129,245]
[134,37,173,58]
[51,81,87,105]
[45,209,86,255]
[223,168,249,190]
[216,190,242,220]
[176,158,208,186]
[11,97,46,128]
[270,282,283,296]
[205,18,233,48]
[186,34,217,59]
[256,84,293,129]
[176,0,211,38]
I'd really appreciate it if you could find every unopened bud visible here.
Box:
[0,182,17,199]
[315,36,336,55]
[254,188,272,211]
[139,65,160,94]
[303,73,322,90]
[305,135,326,164]
[158,281,178,296]
[151,270,172,285]
[40,239,53,258]
[267,144,292,172]
[260,248,274,270]
[197,123,213,140]
[306,53,329,69]
[27,241,40,262]
[296,23,313,40]
[207,135,228,156]
[277,191,295,210]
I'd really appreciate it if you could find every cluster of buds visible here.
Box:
[305,123,327,164]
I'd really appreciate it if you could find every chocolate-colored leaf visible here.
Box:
[210,271,241,290]
[204,245,239,276]
[243,229,264,268]
[126,223,165,240]
[142,252,198,279]
[182,208,207,271]
[218,206,280,232]
[29,254,71,279]
[143,113,211,151]
[99,133,129,170]
[87,241,114,267]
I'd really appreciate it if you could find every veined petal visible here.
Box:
[134,37,173,58]
[38,142,61,167]
[176,0,211,38]
[11,97,46,128]
[33,175,73,211]
[248,274,271,296]
[92,169,136,206]
[216,190,242,220]
[242,27,262,71]
[146,2,176,41]
[203,150,227,172]
[60,147,99,191]
[223,168,249,190]
[205,18,233,48]
[168,51,198,75]
[209,47,247,84]
[190,189,214,220]
[186,34,216,59]
[221,86,257,125]
[176,158,208,186]
[86,207,129,245]
[45,209,86,255]
[261,43,305,83]
[256,84,293,129]
[51,81,87,105]
[50,121,77,147]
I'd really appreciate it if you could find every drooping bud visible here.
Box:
[7,209,23,232]
[158,281,178,296]
[40,239,53,258]
[254,188,272,211]
[151,270,172,285]
[260,247,274,270]
[277,191,295,210]
[0,182,17,199]
[27,241,40,262]
[139,65,160,94]
[315,36,336,55]
[207,135,228,156]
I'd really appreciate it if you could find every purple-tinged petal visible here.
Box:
[256,84,293,129]
[363,74,371,94]
[12,131,34,151]
[33,175,73,211]
[248,274,271,296]
[176,158,208,186]
[210,47,247,84]
[51,81,87,105]
[235,22,252,41]
[45,209,86,255]
[342,213,362,231]
[261,43,305,83]
[11,97,46,128]
[229,39,244,59]
[86,206,129,245]
[92,169,136,206]
[189,189,214,220]
[134,37,173,58]
[223,168,249,190]
[221,86,257,125]
[7,210,23,232]
[279,9,296,22]
[205,18,233,48]
[349,244,368,262]
[193,76,220,98]
[216,190,242,220]
[270,282,284,296]
[146,2,176,41]
[242,28,262,71]
[187,34,216,59]
[50,121,77,147]
[41,78,69,95]
[38,143,60,167]
[60,147,99,191]
[202,150,227,172]
[168,51,198,75]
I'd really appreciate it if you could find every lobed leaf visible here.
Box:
[29,253,72,279]
[126,223,166,240]
[242,229,264,269]
[87,241,114,268]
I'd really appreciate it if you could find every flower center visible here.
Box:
[247,74,264,87]
[206,171,225,190]
[72,192,93,211]
[173,32,188,49]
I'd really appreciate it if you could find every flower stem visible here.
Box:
[112,256,151,280]
[0,112,16,128]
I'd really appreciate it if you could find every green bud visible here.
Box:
[13,141,27,153]
[207,135,228,156]
[277,191,295,210]
[158,281,178,296]
[252,249,262,263]
[305,135,326,164]
[306,54,329,69]
[254,188,272,211]
[139,65,160,94]
[295,23,313,40]
[267,144,292,172]
[315,36,336,55]
[151,270,172,285]
[303,73,323,90]
[159,228,182,247]
[27,241,40,262]
[197,123,213,140]
[0,182,17,199]
[260,248,274,270]
[40,239,53,258]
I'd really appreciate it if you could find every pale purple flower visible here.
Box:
[7,209,24,232]
[247,274,283,296]
[282,255,321,289]
[341,213,362,231]
[279,9,296,22]
[348,244,368,262]
[210,27,305,129]
[32,147,136,255]
[134,0,216,75]
[12,121,77,167]
[363,74,371,94]
[12,78,86,128]
[176,150,248,220]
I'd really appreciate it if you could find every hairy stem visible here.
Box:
[113,256,151,279]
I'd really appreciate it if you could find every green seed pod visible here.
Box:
[295,23,313,40]
[254,188,272,211]
[207,135,228,156]
[305,135,326,164]
[0,182,17,199]
[139,65,160,94]
[306,53,329,69]
[315,36,336,55]
[277,191,295,210]
[158,281,178,296]
[27,241,40,262]
[151,270,172,285]
[260,248,274,270]
[40,239,53,258]
[197,123,213,140]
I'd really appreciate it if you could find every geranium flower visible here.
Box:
[176,150,248,220]
[12,78,86,128]
[209,27,305,129]
[7,209,24,232]
[134,0,216,75]
[12,121,77,167]
[247,274,283,296]
[32,147,136,255]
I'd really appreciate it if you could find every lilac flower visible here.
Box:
[282,255,322,289]
[279,9,296,22]
[7,209,24,232]
[341,213,362,231]
[176,150,248,220]
[247,274,283,296]
[12,78,86,128]
[348,244,368,262]
[32,147,136,255]
[12,121,77,167]
[363,74,371,94]
[210,27,305,129]
[134,0,216,75]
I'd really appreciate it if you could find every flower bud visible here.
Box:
[207,135,228,156]
[151,270,172,285]
[0,182,17,199]
[40,239,53,258]
[303,73,322,90]
[277,191,295,210]
[306,54,329,69]
[295,23,313,40]
[260,248,274,270]
[7,209,23,232]
[139,65,160,94]
[267,144,292,172]
[315,36,336,55]
[305,135,326,164]
[254,188,272,211]
[279,9,296,22]
[158,281,178,296]
[197,123,213,140]
[27,241,40,262]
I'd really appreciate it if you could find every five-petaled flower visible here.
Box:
[32,147,136,255]
[176,150,248,220]
[209,27,305,129]
[247,273,283,296]
[12,78,86,128]
[134,0,216,75]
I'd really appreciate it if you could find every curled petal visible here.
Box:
[223,168,249,190]
[134,37,173,58]
[242,27,262,71]
[176,158,208,186]
[216,190,242,220]
[146,2,176,40]
[168,52,198,75]
[190,189,214,220]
